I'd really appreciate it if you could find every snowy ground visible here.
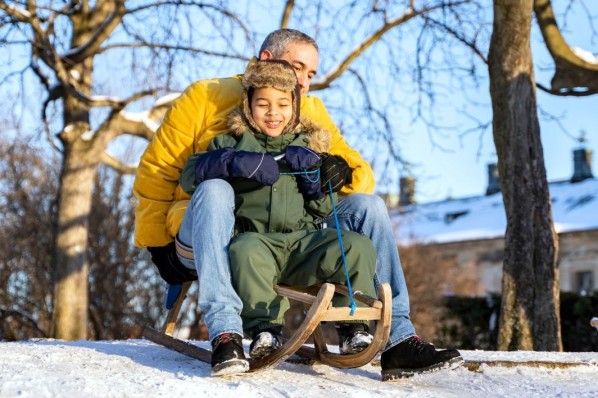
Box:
[1,339,597,398]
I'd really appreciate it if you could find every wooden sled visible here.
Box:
[143,281,392,372]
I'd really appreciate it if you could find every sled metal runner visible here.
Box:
[143,281,392,371]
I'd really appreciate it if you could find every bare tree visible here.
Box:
[87,167,166,340]
[0,138,57,340]
[1,1,249,340]
[488,0,561,351]
[2,0,477,340]
[0,134,166,340]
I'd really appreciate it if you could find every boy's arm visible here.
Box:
[302,96,375,194]
[179,136,237,195]
[305,195,334,219]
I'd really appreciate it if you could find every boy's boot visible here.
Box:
[336,323,373,355]
[248,326,283,358]
[380,336,464,381]
[210,333,249,376]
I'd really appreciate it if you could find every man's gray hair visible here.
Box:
[258,29,318,58]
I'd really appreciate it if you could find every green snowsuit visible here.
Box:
[180,111,376,333]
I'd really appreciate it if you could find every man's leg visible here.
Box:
[322,193,415,347]
[322,193,463,379]
[177,179,244,342]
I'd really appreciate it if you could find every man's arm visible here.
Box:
[133,81,208,248]
[301,96,376,194]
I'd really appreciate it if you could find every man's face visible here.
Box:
[260,42,318,96]
[250,87,293,137]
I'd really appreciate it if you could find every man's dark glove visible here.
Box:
[194,147,235,185]
[319,153,353,193]
[284,146,324,200]
[230,151,280,185]
[147,242,197,285]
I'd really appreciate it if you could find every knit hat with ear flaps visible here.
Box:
[242,60,301,135]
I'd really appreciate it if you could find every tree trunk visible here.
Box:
[488,0,561,351]
[52,144,97,340]
[51,55,98,339]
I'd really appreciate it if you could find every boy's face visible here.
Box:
[260,42,318,96]
[250,87,293,137]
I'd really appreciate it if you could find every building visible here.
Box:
[389,146,598,296]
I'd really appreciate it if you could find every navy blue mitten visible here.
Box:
[284,146,324,200]
[194,147,235,184]
[230,151,280,186]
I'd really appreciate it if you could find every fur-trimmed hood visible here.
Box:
[241,60,302,135]
[227,108,331,153]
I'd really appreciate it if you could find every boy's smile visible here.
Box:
[250,87,294,137]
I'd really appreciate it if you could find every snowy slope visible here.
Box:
[1,339,597,398]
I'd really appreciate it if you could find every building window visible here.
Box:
[575,271,594,295]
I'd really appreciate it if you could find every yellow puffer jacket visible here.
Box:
[133,67,375,248]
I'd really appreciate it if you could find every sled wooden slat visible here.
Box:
[331,284,383,309]
[162,281,192,336]
[144,326,212,363]
[248,283,335,371]
[273,285,318,305]
[295,283,392,368]
[319,307,382,322]
[143,281,392,372]
[314,283,392,368]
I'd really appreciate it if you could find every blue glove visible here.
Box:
[284,146,324,200]
[194,147,235,185]
[230,151,280,185]
[284,146,322,170]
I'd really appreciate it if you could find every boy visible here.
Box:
[179,60,377,375]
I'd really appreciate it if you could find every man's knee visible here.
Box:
[342,193,387,214]
[191,179,234,207]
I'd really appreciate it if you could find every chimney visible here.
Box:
[485,163,501,195]
[571,148,593,183]
[399,176,416,206]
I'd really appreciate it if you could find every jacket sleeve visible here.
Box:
[305,194,334,219]
[133,82,208,248]
[179,135,237,195]
[301,96,375,194]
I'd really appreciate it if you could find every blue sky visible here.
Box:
[249,2,598,203]
[346,4,598,203]
[4,1,596,205]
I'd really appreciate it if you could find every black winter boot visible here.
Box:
[381,336,463,381]
[248,326,283,358]
[336,323,373,355]
[210,333,249,376]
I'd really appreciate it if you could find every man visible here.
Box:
[134,29,463,380]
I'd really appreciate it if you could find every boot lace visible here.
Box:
[407,336,429,353]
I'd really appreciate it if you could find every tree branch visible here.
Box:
[100,151,138,175]
[97,42,249,61]
[280,0,295,29]
[310,1,470,91]
[64,0,126,64]
[534,0,598,95]
[422,15,488,64]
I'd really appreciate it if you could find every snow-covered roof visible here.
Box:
[390,178,598,245]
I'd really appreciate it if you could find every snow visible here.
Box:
[154,92,181,107]
[572,47,598,64]
[120,110,160,132]
[391,178,598,245]
[1,339,597,398]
